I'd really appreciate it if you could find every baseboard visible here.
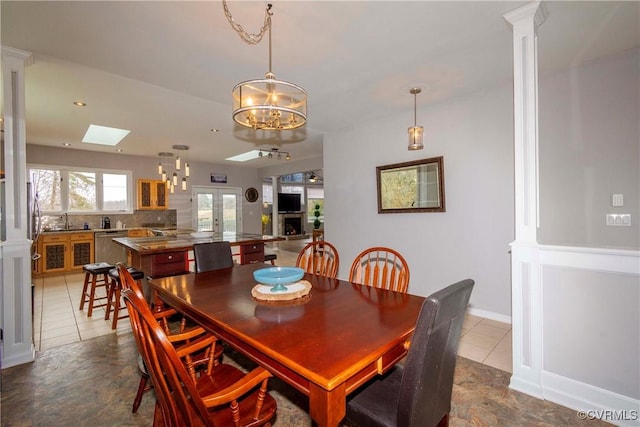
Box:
[541,370,640,427]
[467,307,511,324]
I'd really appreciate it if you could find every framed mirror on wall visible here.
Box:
[376,156,445,213]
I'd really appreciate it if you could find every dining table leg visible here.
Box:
[308,382,346,427]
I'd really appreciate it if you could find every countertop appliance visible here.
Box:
[101,216,111,229]
[94,230,128,265]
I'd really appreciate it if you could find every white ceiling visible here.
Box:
[2,1,638,166]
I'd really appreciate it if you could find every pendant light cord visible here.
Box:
[223,1,272,45]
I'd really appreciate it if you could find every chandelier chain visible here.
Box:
[222,1,272,45]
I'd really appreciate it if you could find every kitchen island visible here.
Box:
[113,232,285,279]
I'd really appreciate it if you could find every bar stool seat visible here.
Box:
[105,266,145,329]
[80,262,115,317]
[264,251,277,265]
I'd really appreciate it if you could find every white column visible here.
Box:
[1,46,35,368]
[270,176,279,237]
[504,1,548,398]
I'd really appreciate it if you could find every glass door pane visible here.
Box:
[195,192,214,232]
[192,186,242,233]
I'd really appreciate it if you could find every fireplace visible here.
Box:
[278,213,306,238]
[284,217,302,236]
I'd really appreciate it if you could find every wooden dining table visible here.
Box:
[148,263,425,427]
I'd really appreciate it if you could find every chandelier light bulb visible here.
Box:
[157,162,163,175]
[185,163,190,177]
[172,172,178,186]
[175,155,181,171]
[161,170,167,182]
[182,177,187,191]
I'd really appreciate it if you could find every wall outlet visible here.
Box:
[606,213,631,226]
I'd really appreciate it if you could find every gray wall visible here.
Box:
[538,49,639,249]
[325,49,640,319]
[26,145,264,234]
[325,81,515,317]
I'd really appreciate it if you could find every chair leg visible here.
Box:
[436,413,449,427]
[104,278,116,320]
[87,274,98,317]
[110,285,122,329]
[132,373,150,413]
[79,272,90,310]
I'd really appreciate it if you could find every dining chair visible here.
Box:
[116,264,223,413]
[345,279,474,427]
[193,241,234,273]
[349,247,410,293]
[122,280,277,427]
[296,240,340,278]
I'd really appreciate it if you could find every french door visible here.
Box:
[192,186,243,233]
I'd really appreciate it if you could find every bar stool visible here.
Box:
[80,262,115,317]
[105,266,145,329]
[264,250,277,265]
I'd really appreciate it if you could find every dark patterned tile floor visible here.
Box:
[1,332,609,426]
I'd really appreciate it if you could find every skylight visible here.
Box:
[82,124,130,146]
[226,150,262,162]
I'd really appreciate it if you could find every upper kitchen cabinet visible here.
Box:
[137,179,168,210]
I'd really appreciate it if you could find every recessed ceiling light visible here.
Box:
[73,101,87,107]
[116,148,123,152]
[82,124,130,146]
[210,128,220,133]
[226,150,262,162]
[63,142,71,146]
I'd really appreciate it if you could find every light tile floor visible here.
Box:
[33,239,512,373]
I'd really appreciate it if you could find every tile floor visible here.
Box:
[32,238,512,373]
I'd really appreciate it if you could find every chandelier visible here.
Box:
[224,2,307,131]
[258,148,291,160]
[157,145,190,192]
[408,88,424,151]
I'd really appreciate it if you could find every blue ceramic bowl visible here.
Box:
[253,267,304,292]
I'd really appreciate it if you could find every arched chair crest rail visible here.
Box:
[121,271,277,427]
[346,279,474,427]
[349,247,410,293]
[296,240,340,278]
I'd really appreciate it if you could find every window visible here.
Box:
[29,165,132,213]
[262,182,273,204]
[307,187,324,224]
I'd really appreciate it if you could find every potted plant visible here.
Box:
[261,214,271,235]
[313,203,322,229]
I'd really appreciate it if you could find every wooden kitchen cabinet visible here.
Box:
[127,229,151,237]
[137,179,168,210]
[39,232,94,275]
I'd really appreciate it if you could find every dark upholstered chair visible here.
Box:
[345,279,474,427]
[122,276,277,427]
[193,241,234,273]
[349,247,410,293]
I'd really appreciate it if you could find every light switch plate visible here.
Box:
[612,194,624,207]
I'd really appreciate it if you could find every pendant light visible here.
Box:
[224,2,307,131]
[408,88,424,150]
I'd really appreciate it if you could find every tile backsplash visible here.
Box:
[41,209,177,231]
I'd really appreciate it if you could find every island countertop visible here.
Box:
[113,232,285,256]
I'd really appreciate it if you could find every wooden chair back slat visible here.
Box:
[349,247,410,293]
[296,241,340,278]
